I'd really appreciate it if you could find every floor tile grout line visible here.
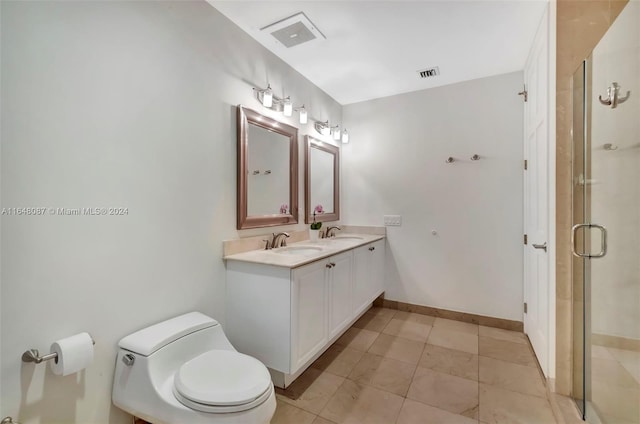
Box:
[392,397,407,424]
[408,331,428,382]
[357,322,421,398]
[313,372,348,422]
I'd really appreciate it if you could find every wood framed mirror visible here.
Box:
[305,136,340,224]
[237,105,298,229]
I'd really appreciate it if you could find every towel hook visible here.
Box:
[599,82,630,108]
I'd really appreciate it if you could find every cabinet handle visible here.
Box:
[326,263,333,269]
[330,262,336,267]
[368,246,375,251]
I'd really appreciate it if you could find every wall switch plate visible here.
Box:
[384,215,402,226]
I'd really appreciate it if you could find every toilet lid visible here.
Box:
[174,350,272,407]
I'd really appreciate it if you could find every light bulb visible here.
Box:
[321,125,330,136]
[333,127,341,141]
[262,85,273,108]
[283,97,292,117]
[342,129,349,144]
[299,107,308,124]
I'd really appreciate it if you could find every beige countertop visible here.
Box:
[224,233,385,269]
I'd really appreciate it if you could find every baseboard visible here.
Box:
[373,296,523,332]
[592,333,640,352]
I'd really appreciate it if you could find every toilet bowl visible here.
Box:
[112,312,276,424]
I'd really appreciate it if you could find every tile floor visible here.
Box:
[273,307,559,424]
[590,344,640,423]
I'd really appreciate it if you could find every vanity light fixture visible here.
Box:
[283,97,293,117]
[258,84,273,108]
[331,125,341,141]
[314,120,331,136]
[253,84,301,121]
[341,129,349,144]
[296,105,308,124]
[253,84,348,142]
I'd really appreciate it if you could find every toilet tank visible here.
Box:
[118,312,220,356]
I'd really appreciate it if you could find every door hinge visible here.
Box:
[524,234,528,245]
[524,159,528,170]
[524,302,528,313]
[518,85,528,102]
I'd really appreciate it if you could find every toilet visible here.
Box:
[112,312,276,424]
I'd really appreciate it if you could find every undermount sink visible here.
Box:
[274,246,324,255]
[331,236,365,241]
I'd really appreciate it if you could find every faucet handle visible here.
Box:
[262,239,271,250]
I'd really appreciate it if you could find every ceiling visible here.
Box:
[208,1,548,105]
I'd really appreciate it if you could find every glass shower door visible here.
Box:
[572,2,640,423]
[571,60,587,420]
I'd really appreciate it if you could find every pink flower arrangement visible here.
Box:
[311,204,324,230]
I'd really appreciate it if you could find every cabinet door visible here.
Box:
[328,251,353,339]
[353,241,386,317]
[369,240,385,300]
[352,245,371,317]
[291,260,328,371]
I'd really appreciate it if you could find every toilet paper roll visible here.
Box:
[50,332,94,376]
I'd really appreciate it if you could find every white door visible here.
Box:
[523,6,550,376]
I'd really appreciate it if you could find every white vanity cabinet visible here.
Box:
[225,237,384,388]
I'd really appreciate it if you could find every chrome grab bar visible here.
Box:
[571,223,607,258]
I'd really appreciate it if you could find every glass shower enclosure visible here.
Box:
[571,2,640,423]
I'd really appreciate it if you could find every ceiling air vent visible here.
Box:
[261,12,326,49]
[418,67,440,78]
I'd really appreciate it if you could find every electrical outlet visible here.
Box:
[384,215,402,226]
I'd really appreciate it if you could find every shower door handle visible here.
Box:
[571,223,608,258]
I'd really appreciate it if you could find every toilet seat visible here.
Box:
[173,349,273,413]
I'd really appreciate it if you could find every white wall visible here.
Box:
[590,1,640,340]
[342,72,524,321]
[0,1,341,422]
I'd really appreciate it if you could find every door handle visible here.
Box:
[571,223,608,258]
[532,242,547,252]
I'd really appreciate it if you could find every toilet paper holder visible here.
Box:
[21,336,95,364]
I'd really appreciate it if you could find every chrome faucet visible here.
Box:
[271,232,290,248]
[325,226,341,238]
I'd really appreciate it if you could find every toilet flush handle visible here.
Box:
[122,353,135,366]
